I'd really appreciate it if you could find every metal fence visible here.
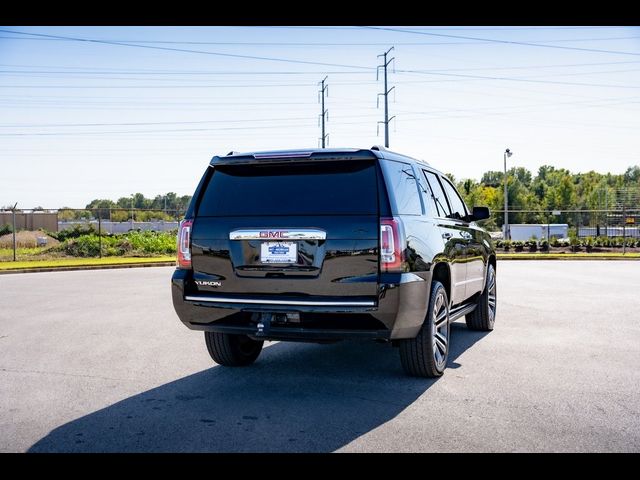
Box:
[0,208,186,261]
[2,206,639,262]
[495,208,640,239]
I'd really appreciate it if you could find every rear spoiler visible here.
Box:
[210,149,379,166]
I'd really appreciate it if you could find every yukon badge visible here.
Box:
[195,280,222,288]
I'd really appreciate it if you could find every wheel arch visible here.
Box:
[431,261,451,302]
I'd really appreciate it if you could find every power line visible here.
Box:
[0,124,318,136]
[3,70,638,91]
[0,113,384,135]
[393,69,640,89]
[146,26,636,31]
[0,117,314,128]
[0,29,375,71]
[5,59,640,73]
[0,68,374,75]
[395,59,640,73]
[359,26,640,57]
[2,35,639,45]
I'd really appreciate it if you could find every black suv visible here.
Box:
[171,147,496,377]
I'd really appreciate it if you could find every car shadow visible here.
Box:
[29,323,487,452]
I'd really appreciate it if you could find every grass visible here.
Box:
[0,256,175,271]
[0,247,47,258]
[498,252,640,260]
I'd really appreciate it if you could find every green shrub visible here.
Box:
[502,240,512,251]
[124,230,176,254]
[0,224,11,236]
[49,224,96,242]
[584,236,594,252]
[513,240,524,252]
[525,239,538,252]
[61,235,102,257]
[55,230,177,257]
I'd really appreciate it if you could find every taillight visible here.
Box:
[380,217,404,272]
[177,219,193,269]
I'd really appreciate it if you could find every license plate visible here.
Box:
[260,242,297,263]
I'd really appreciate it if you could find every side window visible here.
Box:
[379,160,423,215]
[440,176,469,220]
[416,169,438,216]
[423,170,451,218]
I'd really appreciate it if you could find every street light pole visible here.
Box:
[504,148,513,240]
[11,202,17,262]
[130,195,134,231]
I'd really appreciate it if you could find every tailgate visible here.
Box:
[190,160,379,299]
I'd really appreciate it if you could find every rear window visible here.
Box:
[197,161,378,216]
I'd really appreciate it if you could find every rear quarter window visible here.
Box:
[379,159,423,215]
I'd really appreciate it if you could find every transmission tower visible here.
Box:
[377,47,395,148]
[318,76,329,148]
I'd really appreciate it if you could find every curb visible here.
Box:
[0,261,175,275]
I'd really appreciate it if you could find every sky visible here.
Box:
[1,25,640,209]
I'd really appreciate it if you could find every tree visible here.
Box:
[624,166,640,184]
[85,199,116,220]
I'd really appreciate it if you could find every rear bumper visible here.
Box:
[171,269,432,340]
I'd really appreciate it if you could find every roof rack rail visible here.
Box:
[371,145,387,151]
[226,151,239,156]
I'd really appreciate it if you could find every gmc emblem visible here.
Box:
[259,231,288,238]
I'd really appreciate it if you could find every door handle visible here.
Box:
[442,232,453,239]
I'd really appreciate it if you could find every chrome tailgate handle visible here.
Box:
[230,229,327,240]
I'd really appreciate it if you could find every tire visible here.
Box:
[399,280,450,378]
[465,263,496,331]
[204,331,263,367]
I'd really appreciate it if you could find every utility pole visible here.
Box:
[377,47,395,148]
[605,187,609,236]
[623,204,627,255]
[318,76,329,148]
[11,202,17,262]
[503,148,513,240]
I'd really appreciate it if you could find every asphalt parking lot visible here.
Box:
[1,261,639,452]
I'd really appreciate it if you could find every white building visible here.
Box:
[503,224,568,241]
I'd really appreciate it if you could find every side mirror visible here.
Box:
[469,206,490,222]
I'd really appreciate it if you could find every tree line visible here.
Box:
[453,165,640,231]
[50,164,640,229]
[58,192,193,222]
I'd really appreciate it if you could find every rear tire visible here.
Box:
[204,331,263,366]
[465,263,496,331]
[399,281,450,378]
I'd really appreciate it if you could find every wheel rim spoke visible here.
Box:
[435,332,447,352]
[487,267,496,323]
[432,291,449,367]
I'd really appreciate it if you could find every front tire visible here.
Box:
[399,281,450,378]
[466,263,496,331]
[204,331,263,366]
